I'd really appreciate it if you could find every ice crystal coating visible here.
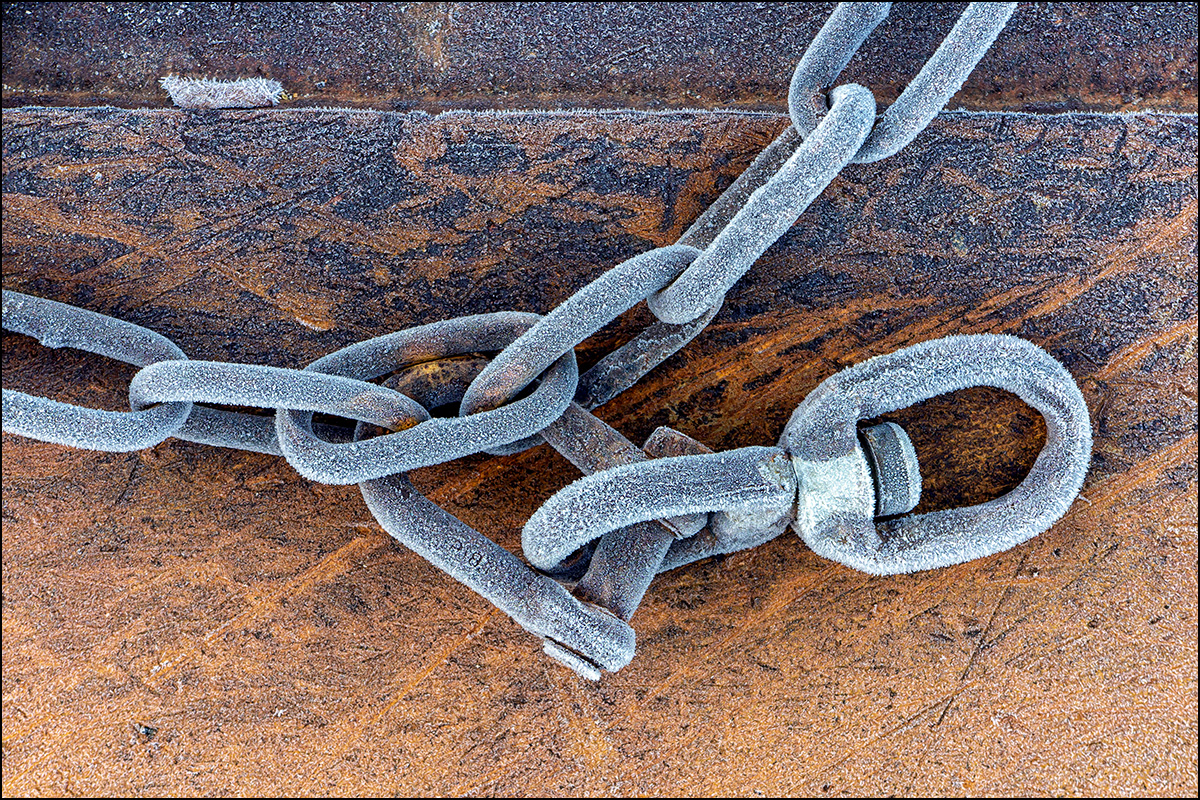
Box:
[160,75,284,109]
[523,446,798,572]
[461,245,700,416]
[788,2,1017,163]
[1,290,191,451]
[275,313,578,484]
[647,84,876,325]
[360,473,635,675]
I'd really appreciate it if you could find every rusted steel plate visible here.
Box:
[2,107,1197,795]
[2,2,1196,113]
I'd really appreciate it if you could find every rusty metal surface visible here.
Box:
[2,103,1197,794]
[2,2,1197,113]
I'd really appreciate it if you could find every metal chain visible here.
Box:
[789,2,1018,163]
[525,334,1093,577]
[1,3,1087,680]
[3,292,193,451]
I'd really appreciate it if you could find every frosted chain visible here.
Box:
[0,4,1081,682]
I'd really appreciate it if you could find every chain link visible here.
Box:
[460,245,700,420]
[789,3,1018,163]
[2,290,192,451]
[0,3,1089,679]
[276,313,578,484]
[648,83,876,325]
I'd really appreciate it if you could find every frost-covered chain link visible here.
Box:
[1,291,577,471]
[2,291,193,451]
[1,3,1029,678]
[789,2,1018,163]
[3,2,1020,473]
[274,313,579,484]
[645,85,875,325]
[646,1,1018,325]
[466,91,876,407]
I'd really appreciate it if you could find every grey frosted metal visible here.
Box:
[573,127,802,410]
[132,360,430,430]
[646,83,876,325]
[789,2,1018,164]
[461,245,699,419]
[788,2,892,138]
[489,1,1019,405]
[460,243,703,455]
[0,3,1087,680]
[632,426,793,572]
[574,303,719,410]
[658,513,793,573]
[173,405,284,455]
[355,352,634,678]
[781,334,1092,574]
[572,520,675,622]
[676,125,807,254]
[523,446,798,573]
[851,2,1017,163]
[360,473,635,676]
[1,290,192,452]
[537,402,707,623]
[539,402,708,541]
[858,421,922,516]
[130,360,430,463]
[275,313,578,484]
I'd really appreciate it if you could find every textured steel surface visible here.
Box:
[2,3,1196,113]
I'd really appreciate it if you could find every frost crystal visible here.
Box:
[160,76,284,109]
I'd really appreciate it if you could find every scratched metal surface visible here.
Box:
[3,104,1196,796]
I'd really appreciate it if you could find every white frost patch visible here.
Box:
[160,75,284,109]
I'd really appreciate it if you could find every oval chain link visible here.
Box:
[274,313,578,484]
[789,3,1018,163]
[2,290,192,451]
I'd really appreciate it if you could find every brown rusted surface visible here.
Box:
[3,2,1197,114]
[2,106,1197,795]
